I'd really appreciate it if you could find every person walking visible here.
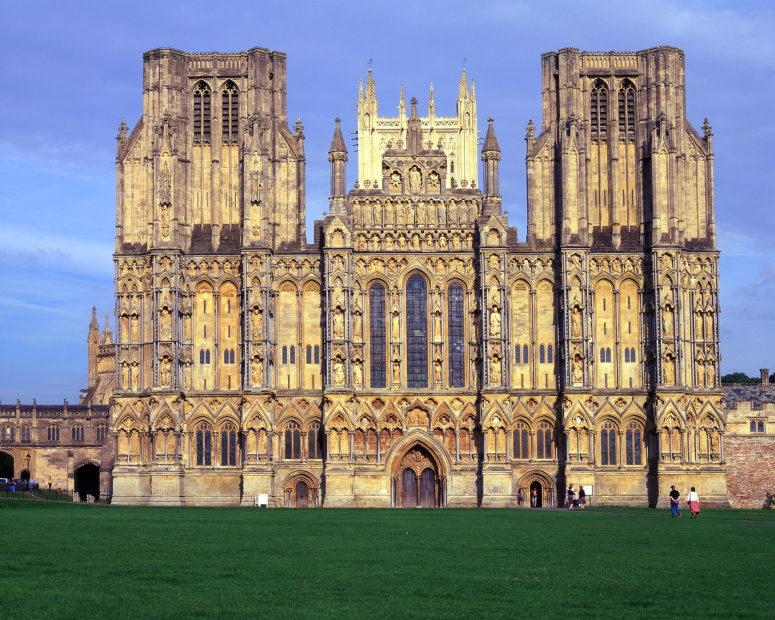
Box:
[577,485,586,510]
[517,488,524,508]
[530,487,538,508]
[669,485,681,518]
[687,487,701,518]
[47,475,52,491]
[566,483,576,509]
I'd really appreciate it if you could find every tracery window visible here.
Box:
[448,283,465,387]
[200,349,211,364]
[193,82,211,143]
[2,425,14,442]
[195,422,212,466]
[618,79,636,140]
[536,421,553,459]
[307,422,323,460]
[513,422,529,459]
[21,425,31,443]
[71,425,84,443]
[406,274,428,388]
[625,421,642,465]
[96,424,108,443]
[221,81,239,143]
[590,80,608,140]
[600,347,612,363]
[47,426,59,443]
[284,421,301,460]
[223,349,235,364]
[600,421,617,465]
[220,423,237,466]
[369,283,386,388]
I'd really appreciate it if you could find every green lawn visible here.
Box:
[1,501,773,619]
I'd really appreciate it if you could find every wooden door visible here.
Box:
[420,467,436,508]
[295,480,309,508]
[401,468,417,507]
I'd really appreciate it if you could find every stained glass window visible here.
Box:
[369,283,386,388]
[513,423,529,459]
[448,283,465,387]
[625,422,642,465]
[406,275,428,388]
[601,422,617,465]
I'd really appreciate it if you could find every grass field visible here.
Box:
[1,501,773,619]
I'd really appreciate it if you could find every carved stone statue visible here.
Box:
[131,363,139,390]
[662,303,674,337]
[183,362,192,389]
[121,363,130,389]
[409,167,421,193]
[391,310,400,339]
[353,312,363,340]
[663,355,675,385]
[333,359,345,386]
[250,309,263,340]
[160,357,171,386]
[572,356,584,385]
[434,359,443,385]
[160,308,172,340]
[130,316,139,342]
[489,356,502,384]
[353,360,363,388]
[251,356,263,386]
[571,306,582,338]
[392,359,401,385]
[489,306,502,338]
[333,310,345,339]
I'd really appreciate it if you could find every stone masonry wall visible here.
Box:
[725,435,775,509]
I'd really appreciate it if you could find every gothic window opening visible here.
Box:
[536,422,553,459]
[314,345,320,364]
[618,80,636,140]
[591,80,608,140]
[284,421,301,460]
[369,283,386,388]
[47,426,59,443]
[282,346,288,364]
[406,274,428,388]
[625,421,642,465]
[72,425,84,443]
[523,345,529,364]
[221,81,239,143]
[21,425,31,443]
[196,423,212,466]
[96,424,108,442]
[515,345,521,364]
[289,346,296,365]
[448,283,465,387]
[193,82,211,143]
[547,344,553,364]
[540,345,545,364]
[513,423,529,459]
[600,421,617,465]
[220,423,237,466]
[308,422,323,459]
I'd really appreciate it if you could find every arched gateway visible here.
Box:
[392,444,445,508]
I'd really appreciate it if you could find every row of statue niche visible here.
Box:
[120,362,141,390]
[352,199,477,228]
[355,230,474,252]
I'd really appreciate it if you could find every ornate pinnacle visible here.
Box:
[525,119,535,140]
[702,117,713,138]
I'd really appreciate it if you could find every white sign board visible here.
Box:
[256,493,269,507]
[582,485,593,496]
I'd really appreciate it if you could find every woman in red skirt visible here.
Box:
[687,486,701,518]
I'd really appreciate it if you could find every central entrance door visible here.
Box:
[396,445,439,508]
[295,480,309,508]
[530,481,543,508]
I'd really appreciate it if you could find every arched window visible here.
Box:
[282,346,288,365]
[306,345,312,364]
[307,422,323,460]
[221,81,239,143]
[625,348,631,363]
[590,80,608,140]
[96,424,107,443]
[547,344,553,364]
[21,425,31,443]
[600,347,606,363]
[196,422,212,466]
[523,345,529,364]
[204,349,211,364]
[618,79,636,139]
[536,421,553,459]
[230,349,235,364]
[630,347,636,363]
[513,422,529,459]
[605,348,612,363]
[200,349,205,364]
[406,274,428,388]
[72,425,84,442]
[625,421,642,465]
[314,345,320,364]
[284,421,301,460]
[47,425,59,442]
[369,283,386,388]
[600,421,617,465]
[193,82,211,143]
[515,345,521,364]
[289,346,296,365]
[448,283,465,387]
[220,423,237,466]
[224,349,229,364]
[539,344,545,364]
[2,425,14,442]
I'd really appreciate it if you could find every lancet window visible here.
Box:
[406,274,428,388]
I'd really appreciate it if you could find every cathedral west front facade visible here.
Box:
[90,45,727,506]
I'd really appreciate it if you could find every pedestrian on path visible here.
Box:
[687,487,701,518]
[566,483,576,509]
[669,485,681,518]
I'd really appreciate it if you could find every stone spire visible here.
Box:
[87,306,100,389]
[428,82,436,118]
[407,97,422,155]
[482,118,502,210]
[329,118,348,212]
[482,116,501,153]
[101,314,113,345]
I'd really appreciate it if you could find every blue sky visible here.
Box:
[1,0,773,402]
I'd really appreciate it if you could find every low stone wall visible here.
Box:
[725,435,775,509]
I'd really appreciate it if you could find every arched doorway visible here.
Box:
[530,481,543,508]
[283,472,319,508]
[395,445,440,508]
[0,451,13,480]
[74,463,100,502]
[295,480,309,508]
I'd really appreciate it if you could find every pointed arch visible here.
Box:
[193,80,211,143]
[221,79,239,143]
[590,78,608,140]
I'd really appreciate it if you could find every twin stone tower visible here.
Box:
[107,46,723,507]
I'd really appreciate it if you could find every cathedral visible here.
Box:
[5,45,750,508]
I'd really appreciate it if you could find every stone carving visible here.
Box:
[572,355,584,385]
[333,310,345,339]
[408,166,421,193]
[663,355,675,386]
[489,356,502,384]
[571,306,582,338]
[251,356,263,386]
[489,305,501,338]
[332,358,345,386]
[353,359,363,388]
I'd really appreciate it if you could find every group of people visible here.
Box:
[669,485,702,518]
[565,484,587,509]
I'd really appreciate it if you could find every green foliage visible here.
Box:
[0,503,773,618]
[721,372,759,385]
